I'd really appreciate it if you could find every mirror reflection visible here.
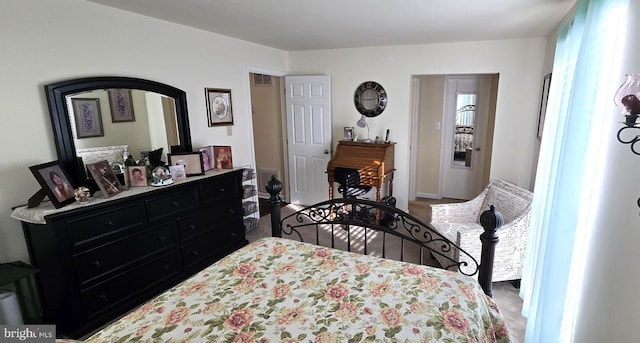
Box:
[452,93,476,168]
[65,89,179,176]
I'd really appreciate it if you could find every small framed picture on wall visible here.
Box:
[71,98,104,138]
[108,89,135,122]
[537,73,552,139]
[205,88,233,126]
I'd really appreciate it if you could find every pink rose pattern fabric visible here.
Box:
[86,237,511,342]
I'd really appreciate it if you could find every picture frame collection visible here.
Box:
[71,89,136,140]
[27,88,239,209]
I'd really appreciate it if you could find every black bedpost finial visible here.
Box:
[478,204,503,297]
[266,176,283,237]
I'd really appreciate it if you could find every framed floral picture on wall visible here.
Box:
[537,73,552,139]
[205,88,233,126]
[71,98,104,138]
[109,89,135,122]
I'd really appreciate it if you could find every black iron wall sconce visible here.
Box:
[614,73,640,210]
[614,73,640,154]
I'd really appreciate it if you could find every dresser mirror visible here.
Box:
[45,76,192,186]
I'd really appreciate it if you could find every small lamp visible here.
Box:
[356,115,372,143]
[614,73,640,155]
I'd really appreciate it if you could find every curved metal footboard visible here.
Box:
[265,176,502,297]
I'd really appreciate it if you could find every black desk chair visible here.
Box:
[334,167,372,199]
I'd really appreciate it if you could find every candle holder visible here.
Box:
[614,74,640,155]
[614,74,640,211]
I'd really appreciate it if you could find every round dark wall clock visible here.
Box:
[354,81,387,117]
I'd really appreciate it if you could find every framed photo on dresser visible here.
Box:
[213,146,233,169]
[29,161,77,208]
[168,152,205,176]
[86,160,123,198]
[128,166,148,187]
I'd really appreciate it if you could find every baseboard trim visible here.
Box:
[415,192,441,199]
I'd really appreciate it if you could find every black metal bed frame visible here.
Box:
[265,177,503,297]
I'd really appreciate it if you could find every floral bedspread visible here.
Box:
[86,237,511,342]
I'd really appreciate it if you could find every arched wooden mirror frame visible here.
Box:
[45,76,192,186]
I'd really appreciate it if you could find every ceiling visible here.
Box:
[88,0,576,51]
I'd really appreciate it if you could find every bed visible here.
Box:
[74,178,511,342]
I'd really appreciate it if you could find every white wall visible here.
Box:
[0,0,287,263]
[289,39,546,208]
[0,0,547,270]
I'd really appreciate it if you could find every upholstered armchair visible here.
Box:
[429,179,533,282]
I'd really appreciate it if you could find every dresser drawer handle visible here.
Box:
[104,220,114,227]
[187,225,197,230]
[98,294,109,303]
[191,250,200,256]
[218,187,226,192]
[228,209,235,214]
[170,201,179,207]
[229,232,237,238]
[162,264,170,271]
[92,260,102,268]
[157,236,166,242]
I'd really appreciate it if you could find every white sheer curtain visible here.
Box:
[520,0,629,342]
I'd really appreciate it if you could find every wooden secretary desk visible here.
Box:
[326,141,395,202]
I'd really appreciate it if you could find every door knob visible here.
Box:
[324,150,329,154]
[475,147,481,151]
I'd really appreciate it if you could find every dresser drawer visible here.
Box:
[66,202,146,248]
[177,202,241,241]
[145,188,198,222]
[81,251,181,317]
[73,224,176,285]
[181,227,243,269]
[199,174,239,203]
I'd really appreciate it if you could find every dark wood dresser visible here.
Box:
[14,169,247,338]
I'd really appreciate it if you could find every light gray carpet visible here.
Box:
[250,202,526,343]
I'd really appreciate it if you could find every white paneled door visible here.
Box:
[284,75,332,205]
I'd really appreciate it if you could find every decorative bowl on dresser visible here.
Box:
[13,169,248,338]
